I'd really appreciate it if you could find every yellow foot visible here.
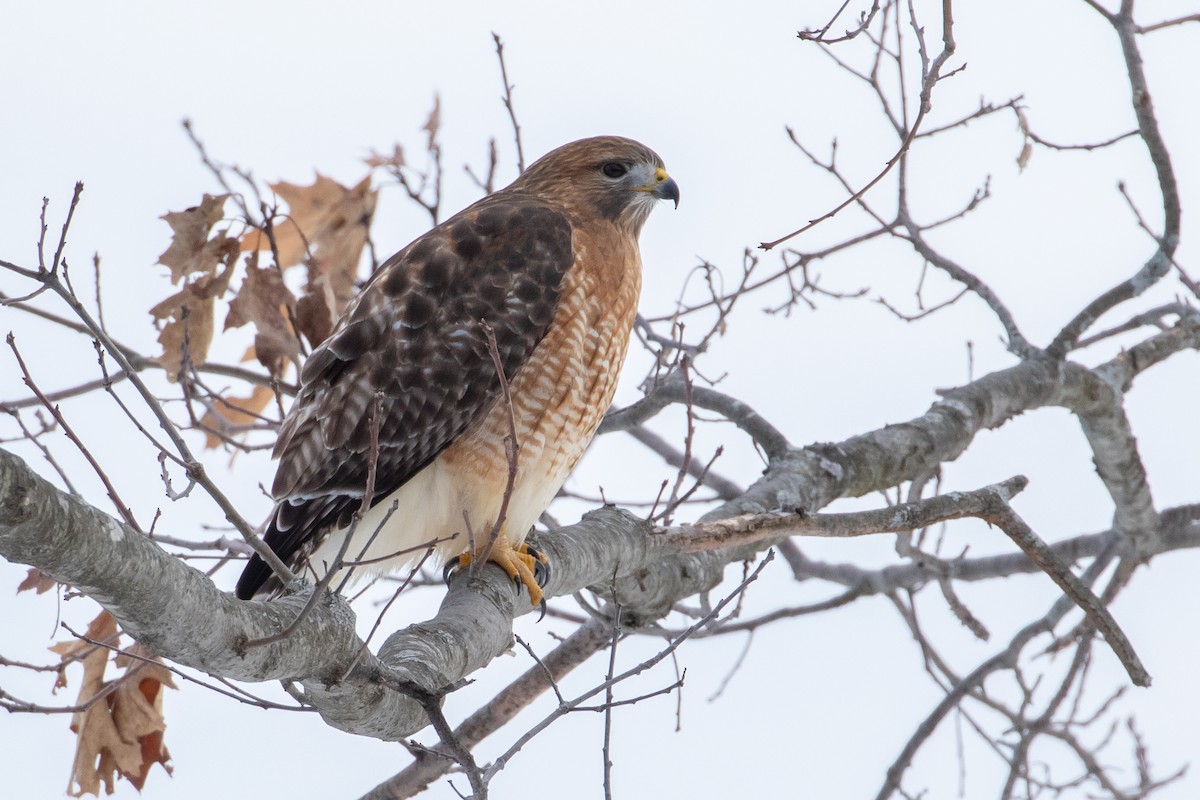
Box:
[445,538,550,611]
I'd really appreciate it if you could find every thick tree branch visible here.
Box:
[1,317,1188,745]
[1057,363,1159,551]
[360,620,611,799]
[788,502,1200,593]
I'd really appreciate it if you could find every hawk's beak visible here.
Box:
[652,168,681,208]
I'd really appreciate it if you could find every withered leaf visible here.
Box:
[295,270,338,348]
[157,194,238,285]
[240,174,375,313]
[49,614,175,796]
[225,263,299,377]
[364,143,406,170]
[1017,141,1033,172]
[49,611,119,693]
[17,566,57,594]
[48,612,129,796]
[198,384,277,450]
[110,644,175,791]
[149,263,235,382]
[422,94,441,151]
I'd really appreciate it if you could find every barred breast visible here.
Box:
[440,228,643,548]
[303,226,642,578]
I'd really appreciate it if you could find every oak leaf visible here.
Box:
[295,270,338,348]
[46,612,149,796]
[49,614,175,796]
[364,143,406,170]
[149,264,235,381]
[156,194,238,285]
[422,95,441,151]
[225,263,299,376]
[240,174,375,312]
[17,566,57,594]
[48,612,118,694]
[109,644,176,791]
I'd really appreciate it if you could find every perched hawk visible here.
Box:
[235,136,679,606]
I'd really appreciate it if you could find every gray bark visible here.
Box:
[1,330,1195,740]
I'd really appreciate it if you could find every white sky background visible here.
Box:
[1,1,1198,798]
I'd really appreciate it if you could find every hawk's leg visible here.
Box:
[444,538,550,613]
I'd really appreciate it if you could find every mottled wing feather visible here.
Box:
[235,194,574,599]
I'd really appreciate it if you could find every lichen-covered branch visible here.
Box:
[4,312,1182,742]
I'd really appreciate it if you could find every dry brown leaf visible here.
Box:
[225,263,299,376]
[422,95,441,151]
[48,610,118,693]
[295,270,338,348]
[17,566,57,594]
[49,611,133,796]
[240,173,376,312]
[157,194,238,285]
[110,645,175,791]
[198,384,277,449]
[1017,141,1033,172]
[49,613,175,796]
[364,143,406,170]
[149,264,235,381]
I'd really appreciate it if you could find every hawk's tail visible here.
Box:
[234,495,361,600]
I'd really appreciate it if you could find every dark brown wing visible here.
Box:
[235,194,574,599]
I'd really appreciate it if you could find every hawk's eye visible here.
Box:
[601,162,627,179]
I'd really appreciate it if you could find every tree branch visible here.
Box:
[1,319,1187,746]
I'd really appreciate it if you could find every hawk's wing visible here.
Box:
[235,194,574,599]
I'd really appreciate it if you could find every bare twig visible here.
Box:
[482,553,774,784]
[762,0,957,250]
[492,33,526,174]
[476,321,522,566]
[360,621,611,799]
[1048,2,1181,357]
[7,334,139,529]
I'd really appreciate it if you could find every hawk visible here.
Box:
[235,136,679,606]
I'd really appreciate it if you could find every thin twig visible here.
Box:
[7,334,139,529]
[483,553,774,784]
[476,322,522,566]
[761,0,956,250]
[492,33,526,174]
[601,595,621,800]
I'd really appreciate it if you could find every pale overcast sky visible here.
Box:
[2,1,1198,798]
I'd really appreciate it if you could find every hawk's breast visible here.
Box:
[440,227,643,541]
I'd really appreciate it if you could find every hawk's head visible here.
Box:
[516,136,680,234]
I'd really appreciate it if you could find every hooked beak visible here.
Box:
[651,167,680,208]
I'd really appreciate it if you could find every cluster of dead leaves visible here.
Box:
[150,194,238,381]
[48,611,176,797]
[151,173,377,446]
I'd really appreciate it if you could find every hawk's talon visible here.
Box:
[524,543,550,621]
[444,538,550,613]
[528,544,551,588]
